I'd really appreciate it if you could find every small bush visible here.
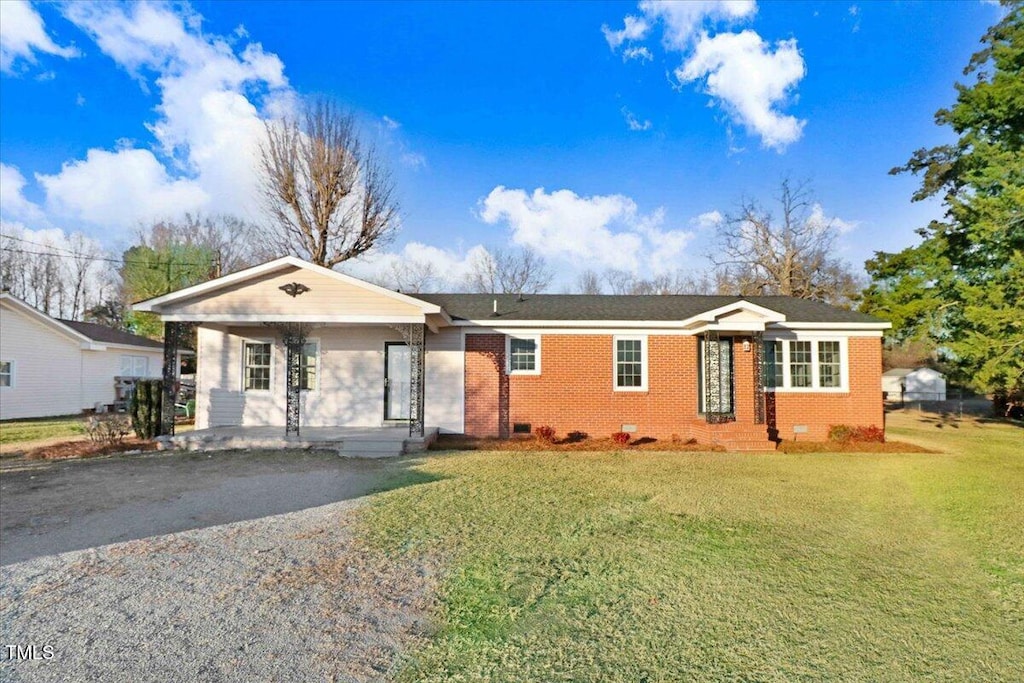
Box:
[829,424,885,443]
[86,416,132,445]
[534,425,556,443]
[565,431,589,444]
[611,431,631,445]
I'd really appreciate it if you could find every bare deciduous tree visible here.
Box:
[603,268,732,295]
[258,98,398,268]
[573,269,603,294]
[710,179,862,306]
[374,257,446,293]
[464,247,552,294]
[136,214,261,275]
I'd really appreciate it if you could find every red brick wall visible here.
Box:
[768,337,884,441]
[462,332,884,442]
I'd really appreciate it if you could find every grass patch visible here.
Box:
[0,415,87,445]
[361,410,1023,680]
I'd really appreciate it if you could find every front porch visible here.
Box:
[162,425,440,458]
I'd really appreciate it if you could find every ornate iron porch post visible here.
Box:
[279,325,308,437]
[703,330,720,423]
[407,323,426,438]
[752,332,766,425]
[160,321,182,436]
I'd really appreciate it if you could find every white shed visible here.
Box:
[0,294,165,420]
[882,367,946,401]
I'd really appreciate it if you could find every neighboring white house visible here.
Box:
[882,367,947,401]
[0,293,165,420]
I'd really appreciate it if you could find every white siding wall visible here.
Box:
[195,324,465,432]
[81,347,164,411]
[1,304,85,420]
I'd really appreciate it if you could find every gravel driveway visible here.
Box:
[1,449,418,565]
[1,498,440,682]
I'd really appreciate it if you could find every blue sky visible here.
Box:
[0,1,1002,290]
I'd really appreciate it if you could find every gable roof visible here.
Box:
[1,293,162,351]
[415,293,886,325]
[58,319,162,349]
[134,255,442,314]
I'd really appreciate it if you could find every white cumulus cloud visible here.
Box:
[603,0,806,151]
[601,15,649,50]
[0,162,47,223]
[0,0,79,74]
[32,1,291,234]
[691,209,724,230]
[676,30,805,151]
[479,186,694,273]
[637,0,756,50]
[622,107,652,131]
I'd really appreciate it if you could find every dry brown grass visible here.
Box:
[21,437,159,461]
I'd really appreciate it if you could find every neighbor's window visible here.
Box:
[508,336,540,374]
[243,341,272,391]
[789,341,813,388]
[0,361,12,387]
[818,341,842,388]
[120,355,149,377]
[763,340,784,388]
[614,336,647,390]
[300,341,318,391]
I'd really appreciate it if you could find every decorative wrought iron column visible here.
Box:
[277,324,309,437]
[388,322,427,437]
[703,330,735,424]
[407,323,426,438]
[160,321,182,436]
[752,332,766,425]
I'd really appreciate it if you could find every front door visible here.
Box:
[384,342,411,421]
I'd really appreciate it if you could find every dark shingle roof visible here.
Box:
[415,293,885,324]
[58,319,163,348]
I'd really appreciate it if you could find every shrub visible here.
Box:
[828,425,854,442]
[611,431,631,445]
[829,424,885,443]
[851,425,886,443]
[130,379,164,440]
[86,416,132,445]
[534,425,556,443]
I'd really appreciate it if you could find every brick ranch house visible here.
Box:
[135,257,891,451]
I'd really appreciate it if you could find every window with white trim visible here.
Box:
[763,339,847,391]
[614,336,647,391]
[507,335,540,375]
[818,341,842,388]
[243,341,272,391]
[790,341,813,388]
[120,355,149,377]
[300,341,319,391]
[0,360,12,388]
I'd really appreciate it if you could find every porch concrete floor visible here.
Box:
[164,425,440,457]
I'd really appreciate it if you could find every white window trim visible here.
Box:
[241,338,274,392]
[764,336,849,393]
[506,334,541,376]
[613,335,648,392]
[300,338,321,393]
[0,360,13,389]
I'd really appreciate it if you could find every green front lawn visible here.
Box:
[362,411,1024,681]
[0,415,87,445]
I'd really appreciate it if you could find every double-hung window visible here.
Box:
[789,341,813,388]
[120,355,149,377]
[300,341,319,391]
[507,336,540,375]
[243,341,272,391]
[763,339,846,391]
[614,336,647,391]
[0,361,12,388]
